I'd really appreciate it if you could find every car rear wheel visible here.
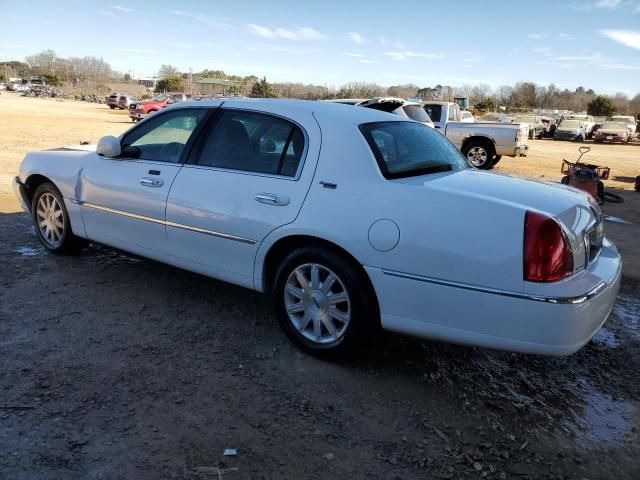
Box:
[273,247,377,357]
[462,140,495,170]
[31,182,87,254]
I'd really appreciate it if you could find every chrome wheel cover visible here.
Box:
[36,193,65,247]
[467,146,489,167]
[284,263,351,345]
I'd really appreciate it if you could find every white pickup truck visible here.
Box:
[423,102,529,169]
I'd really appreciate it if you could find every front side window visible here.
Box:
[360,121,468,179]
[196,110,305,177]
[120,108,207,162]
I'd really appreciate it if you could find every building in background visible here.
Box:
[193,78,242,96]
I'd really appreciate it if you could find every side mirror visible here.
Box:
[96,135,121,158]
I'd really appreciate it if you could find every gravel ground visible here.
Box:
[1,92,640,479]
[1,212,639,480]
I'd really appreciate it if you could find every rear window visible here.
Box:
[402,105,431,123]
[360,121,468,179]
[423,104,442,123]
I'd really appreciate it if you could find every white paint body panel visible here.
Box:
[15,99,622,355]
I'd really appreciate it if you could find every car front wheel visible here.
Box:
[273,247,377,357]
[31,182,87,254]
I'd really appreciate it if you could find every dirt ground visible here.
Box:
[1,92,639,479]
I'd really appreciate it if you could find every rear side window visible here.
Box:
[402,105,431,123]
[196,110,305,177]
[360,121,468,179]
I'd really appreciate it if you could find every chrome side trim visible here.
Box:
[381,269,607,305]
[80,202,257,245]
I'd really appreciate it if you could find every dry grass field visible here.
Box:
[1,90,638,214]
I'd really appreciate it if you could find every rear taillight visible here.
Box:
[523,211,573,282]
[515,128,523,142]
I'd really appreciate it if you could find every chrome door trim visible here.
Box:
[381,269,608,305]
[79,202,257,245]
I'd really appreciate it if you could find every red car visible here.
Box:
[129,92,192,122]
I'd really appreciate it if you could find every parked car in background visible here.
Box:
[12,98,621,357]
[511,114,546,139]
[117,94,135,110]
[107,93,124,109]
[554,119,587,141]
[0,83,7,91]
[423,101,528,169]
[608,115,637,137]
[565,114,595,138]
[460,111,475,122]
[593,122,630,144]
[328,97,434,127]
[129,92,192,122]
[591,116,607,136]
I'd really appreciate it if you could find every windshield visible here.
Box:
[559,120,580,128]
[513,116,535,123]
[360,121,468,179]
[601,122,626,129]
[402,105,431,123]
[152,94,169,102]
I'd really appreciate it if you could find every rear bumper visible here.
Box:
[12,176,30,213]
[365,240,621,355]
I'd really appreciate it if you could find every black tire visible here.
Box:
[109,105,115,109]
[561,175,571,185]
[462,139,496,170]
[31,182,88,254]
[273,246,378,358]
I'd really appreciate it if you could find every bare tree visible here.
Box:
[158,64,179,78]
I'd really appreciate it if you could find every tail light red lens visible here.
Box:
[523,211,573,282]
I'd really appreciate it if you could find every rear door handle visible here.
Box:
[139,177,164,187]
[255,193,290,206]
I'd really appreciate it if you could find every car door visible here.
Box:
[79,107,209,256]
[165,105,320,288]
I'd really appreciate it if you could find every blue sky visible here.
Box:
[1,0,639,95]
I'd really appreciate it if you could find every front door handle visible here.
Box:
[139,177,164,187]
[255,193,290,206]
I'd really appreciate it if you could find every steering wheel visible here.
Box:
[159,142,183,162]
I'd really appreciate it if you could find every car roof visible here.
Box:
[170,98,409,126]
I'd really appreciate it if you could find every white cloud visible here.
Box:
[595,0,622,8]
[360,59,376,64]
[555,53,602,61]
[557,33,574,40]
[246,24,325,40]
[166,10,229,28]
[527,33,548,39]
[601,62,640,70]
[599,29,640,50]
[111,5,131,13]
[533,46,551,55]
[99,10,117,18]
[343,52,365,58]
[347,32,365,45]
[386,51,445,61]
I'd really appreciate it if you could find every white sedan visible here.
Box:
[13,99,621,356]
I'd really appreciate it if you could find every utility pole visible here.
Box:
[188,68,192,94]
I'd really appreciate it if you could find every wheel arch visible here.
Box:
[23,173,56,206]
[260,234,378,307]
[461,134,496,152]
